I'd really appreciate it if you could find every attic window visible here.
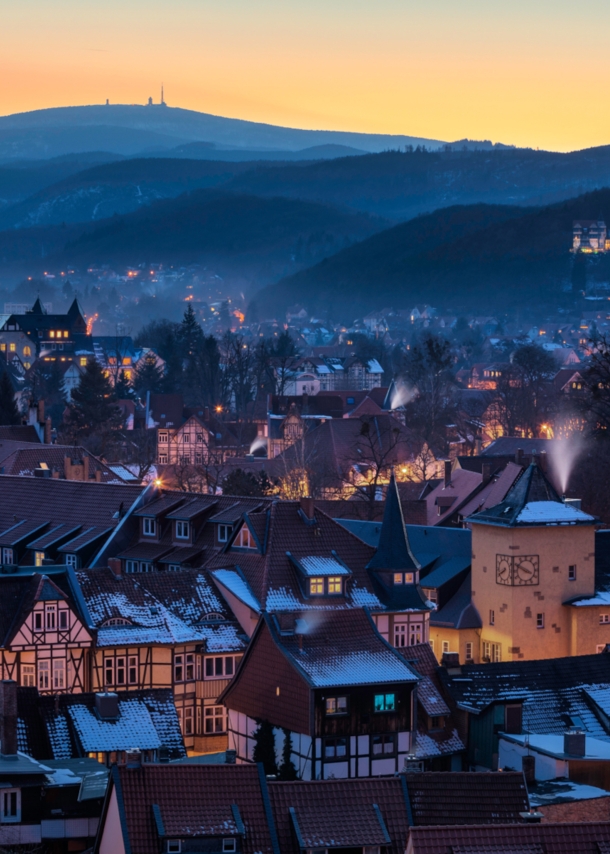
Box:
[143,517,157,536]
[223,841,236,853]
[102,618,132,627]
[234,526,255,549]
[218,524,233,543]
[394,572,414,585]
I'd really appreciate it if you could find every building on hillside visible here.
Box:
[573,219,609,252]
[1,298,91,360]
[220,609,420,779]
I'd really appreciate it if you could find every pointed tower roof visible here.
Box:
[367,473,420,572]
[468,462,595,527]
[29,298,45,315]
[67,298,84,319]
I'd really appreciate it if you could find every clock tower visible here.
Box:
[468,463,596,662]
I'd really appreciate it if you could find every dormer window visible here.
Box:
[327,576,342,594]
[166,841,182,853]
[176,521,190,540]
[143,517,157,537]
[309,577,324,595]
[234,526,255,549]
[218,524,233,543]
[393,572,414,585]
[223,840,236,853]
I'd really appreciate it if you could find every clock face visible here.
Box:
[514,555,540,586]
[496,555,512,585]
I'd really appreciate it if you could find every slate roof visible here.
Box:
[367,473,420,573]
[266,609,419,688]
[0,445,128,483]
[15,687,185,761]
[422,468,484,526]
[439,651,610,739]
[0,475,142,532]
[431,575,482,630]
[406,822,610,854]
[405,772,528,826]
[268,777,410,854]
[75,567,245,651]
[467,463,594,527]
[112,764,277,854]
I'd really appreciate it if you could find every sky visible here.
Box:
[2,0,610,152]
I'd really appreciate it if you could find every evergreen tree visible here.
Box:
[64,358,121,437]
[0,372,19,426]
[180,305,203,405]
[133,352,164,397]
[252,720,278,776]
[278,729,298,780]
[222,468,274,497]
[113,372,135,401]
[179,304,202,358]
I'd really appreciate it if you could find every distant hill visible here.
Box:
[0,189,385,288]
[224,146,610,220]
[0,158,257,228]
[251,188,610,320]
[0,104,444,160]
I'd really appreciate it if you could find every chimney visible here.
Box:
[481,462,492,483]
[474,437,482,456]
[522,754,535,784]
[300,496,315,520]
[95,470,102,482]
[108,558,122,578]
[441,651,460,670]
[225,749,237,765]
[95,692,119,720]
[519,809,544,824]
[37,399,45,424]
[44,417,52,445]
[444,460,452,488]
[564,729,586,757]
[538,450,548,473]
[515,448,523,465]
[0,680,18,757]
[204,406,210,421]
[302,391,309,412]
[125,749,142,768]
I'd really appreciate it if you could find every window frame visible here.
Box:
[218,524,233,543]
[324,736,348,760]
[372,733,396,756]
[373,693,396,713]
[325,695,348,716]
[204,705,227,734]
[0,789,20,823]
[175,520,190,540]
[536,613,545,629]
[142,517,157,537]
[569,564,577,581]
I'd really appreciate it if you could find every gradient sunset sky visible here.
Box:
[3,0,609,152]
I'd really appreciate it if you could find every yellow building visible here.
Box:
[464,464,602,662]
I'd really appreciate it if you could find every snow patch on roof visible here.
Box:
[299,556,350,577]
[68,699,162,752]
[516,501,595,525]
[212,569,260,612]
[295,649,417,688]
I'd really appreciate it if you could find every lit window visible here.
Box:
[325,696,347,715]
[569,565,577,581]
[372,734,395,755]
[327,576,342,594]
[63,331,69,338]
[0,789,20,823]
[34,551,45,567]
[393,573,404,585]
[205,706,226,733]
[309,577,324,595]
[49,331,55,338]
[374,693,396,712]
[143,517,156,536]
[23,346,31,356]
[124,370,132,380]
[536,613,544,629]
[80,358,87,367]
[176,521,190,540]
[0,344,5,352]
[21,665,35,687]
[234,526,255,548]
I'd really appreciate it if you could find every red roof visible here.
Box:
[406,822,610,854]
[113,764,277,854]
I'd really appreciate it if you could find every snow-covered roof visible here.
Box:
[212,569,260,612]
[515,501,595,525]
[294,648,417,688]
[68,698,162,752]
[296,556,351,577]
[501,732,610,760]
[367,359,384,374]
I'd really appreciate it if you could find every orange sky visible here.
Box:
[2,0,610,152]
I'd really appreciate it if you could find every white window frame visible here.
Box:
[45,604,56,630]
[53,659,66,690]
[569,564,577,581]
[2,548,13,564]
[142,517,157,537]
[465,642,474,661]
[223,840,236,853]
[218,524,232,543]
[0,789,20,823]
[65,553,79,569]
[204,706,227,734]
[536,613,545,629]
[59,609,69,630]
[21,665,35,687]
[158,431,168,444]
[175,521,190,540]
[104,657,114,687]
[204,655,242,679]
[128,656,139,685]
[234,526,255,549]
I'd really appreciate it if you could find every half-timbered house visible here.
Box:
[75,566,246,753]
[0,570,92,694]
[220,609,420,779]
